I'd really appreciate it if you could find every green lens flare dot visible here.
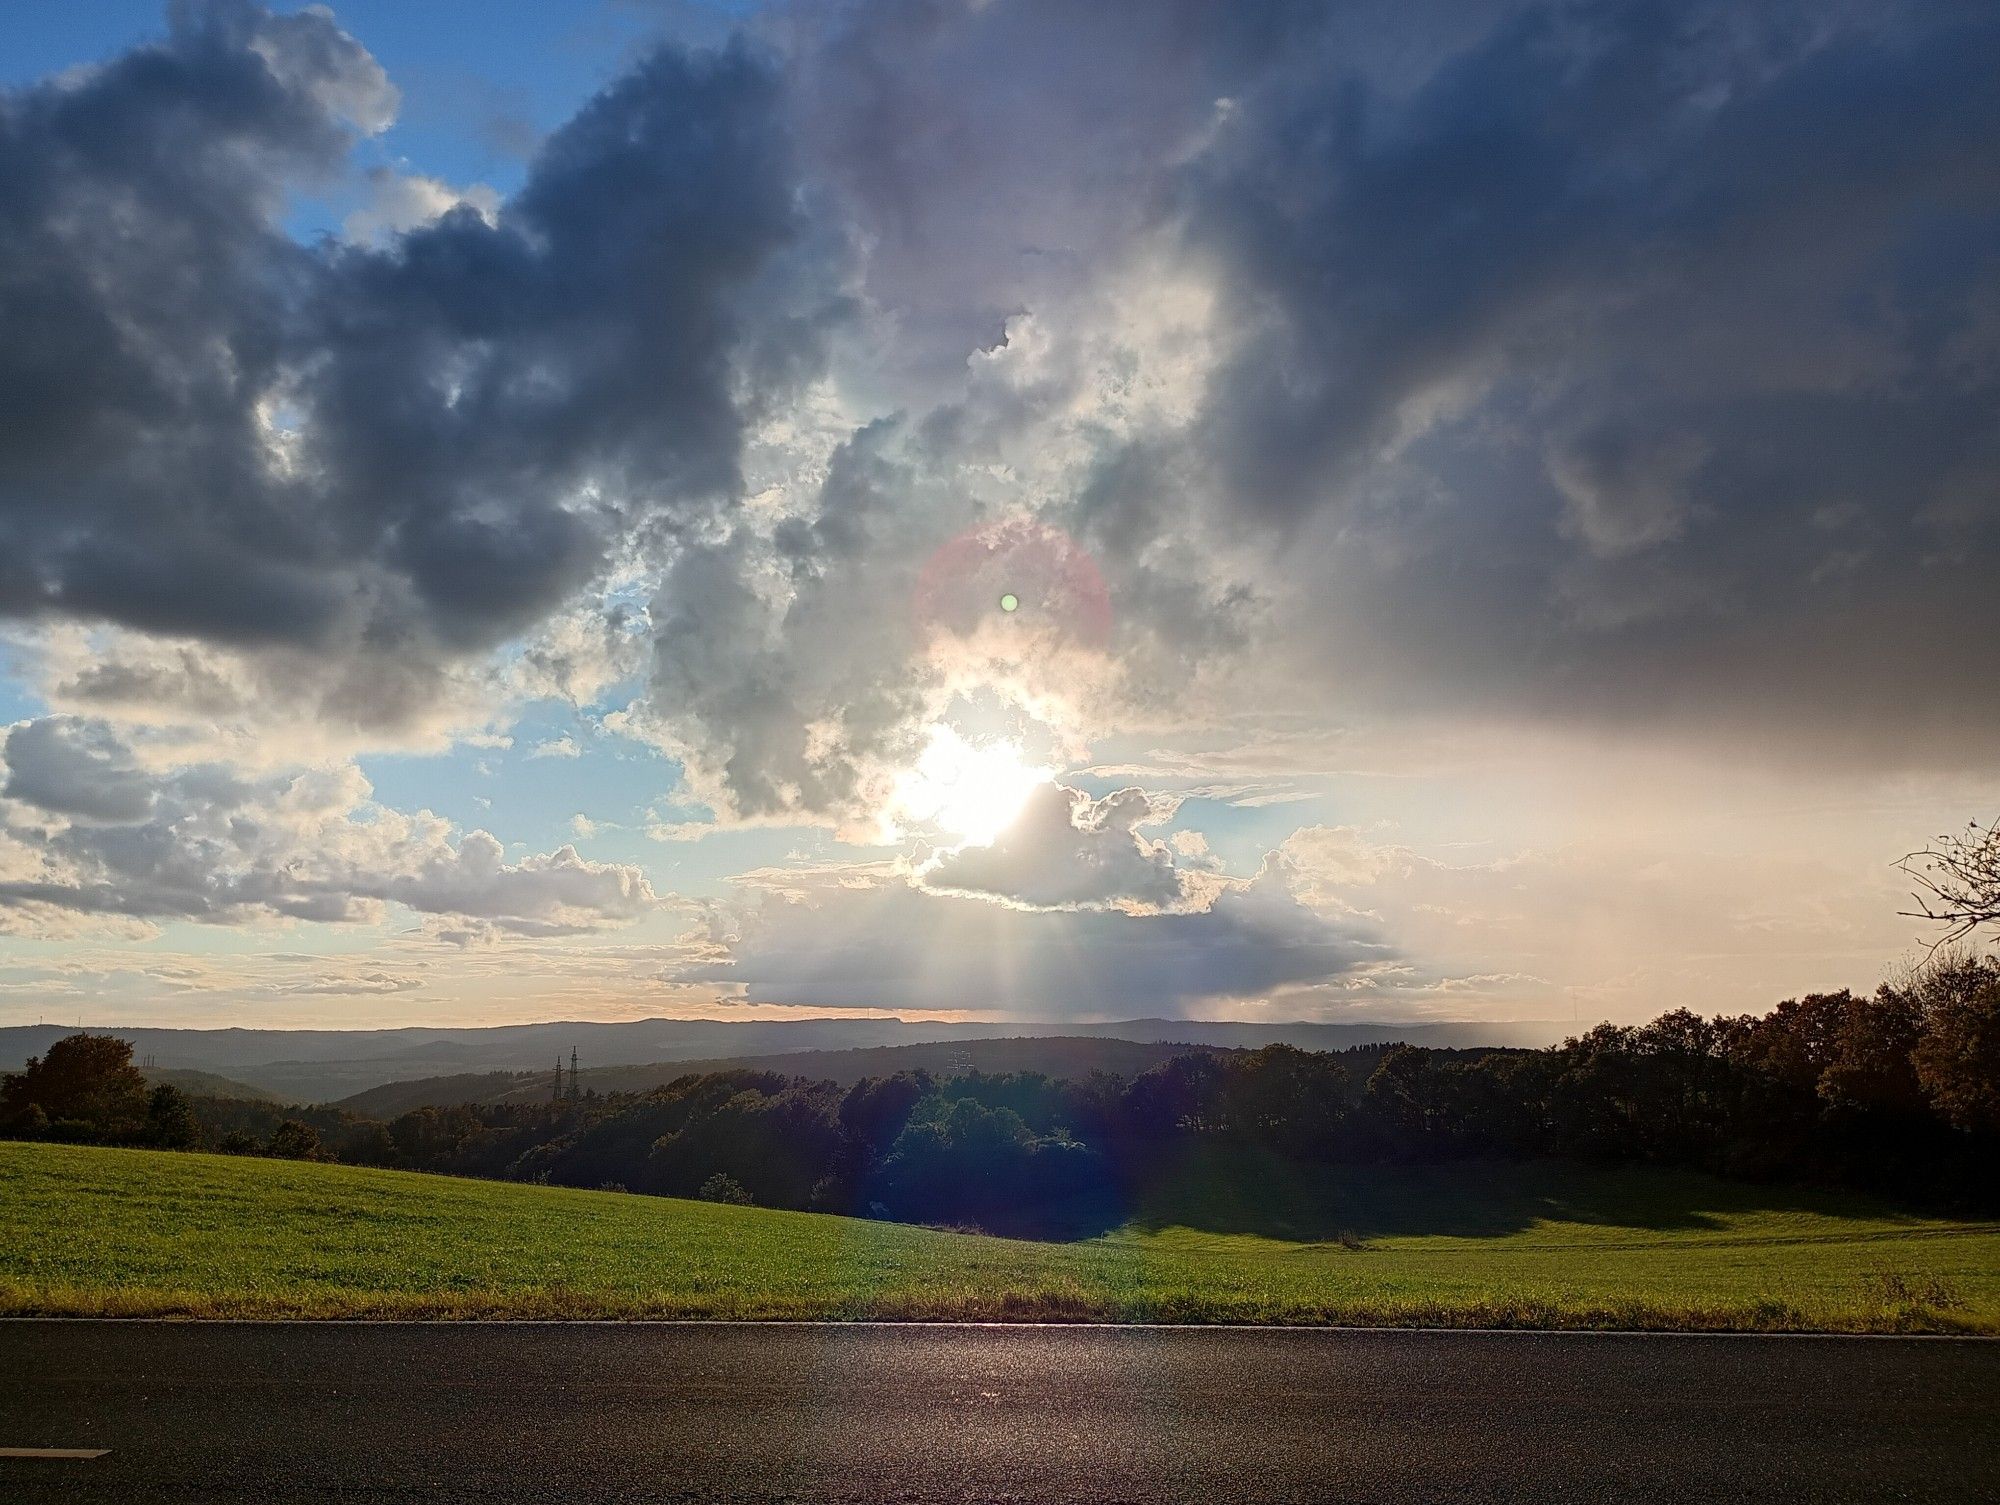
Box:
[999,592,1019,613]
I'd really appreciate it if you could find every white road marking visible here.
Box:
[0,1448,109,1459]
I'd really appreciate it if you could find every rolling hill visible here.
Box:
[144,1067,290,1104]
[333,1036,1243,1116]
[1,1017,1567,1104]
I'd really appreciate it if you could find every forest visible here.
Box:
[6,955,1996,1237]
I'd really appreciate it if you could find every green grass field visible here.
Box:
[2,1141,1994,1331]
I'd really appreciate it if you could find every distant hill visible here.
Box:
[143,1067,290,1104]
[1,1015,1569,1104]
[334,1072,533,1118]
[335,1037,1240,1116]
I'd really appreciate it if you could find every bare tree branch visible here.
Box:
[1898,816,2000,951]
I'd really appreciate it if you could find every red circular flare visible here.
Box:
[914,518,1112,648]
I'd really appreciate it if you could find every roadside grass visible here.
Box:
[2,1141,1995,1331]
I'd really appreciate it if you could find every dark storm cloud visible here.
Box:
[0,1,836,684]
[1149,0,2000,760]
[1180,2,2000,518]
[746,0,2000,774]
[784,0,1274,396]
[4,0,1998,789]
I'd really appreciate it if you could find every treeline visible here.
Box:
[5,956,1996,1231]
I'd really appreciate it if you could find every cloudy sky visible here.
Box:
[1,0,1995,1029]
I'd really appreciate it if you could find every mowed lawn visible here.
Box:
[1,1141,1995,1331]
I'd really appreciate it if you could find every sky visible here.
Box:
[0,0,1996,1030]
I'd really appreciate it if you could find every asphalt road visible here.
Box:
[2,1322,1995,1503]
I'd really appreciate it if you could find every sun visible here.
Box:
[893,725,1049,846]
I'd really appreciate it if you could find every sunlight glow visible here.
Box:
[894,726,1050,846]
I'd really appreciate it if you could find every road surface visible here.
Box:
[2,1322,1995,1502]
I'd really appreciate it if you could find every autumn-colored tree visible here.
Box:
[1908,956,2000,1134]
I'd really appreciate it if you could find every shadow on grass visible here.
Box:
[1099,1147,1914,1244]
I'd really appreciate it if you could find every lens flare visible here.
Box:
[914,518,1111,646]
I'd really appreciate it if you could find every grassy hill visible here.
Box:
[333,1037,1243,1116]
[2,1141,1994,1331]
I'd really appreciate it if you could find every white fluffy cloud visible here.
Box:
[0,717,657,939]
[0,594,649,775]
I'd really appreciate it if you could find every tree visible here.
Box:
[868,1094,1116,1235]
[1358,1045,1441,1154]
[1219,1045,1350,1155]
[0,1033,148,1140]
[145,1084,199,1149]
[1818,989,1924,1118]
[1909,955,2000,1134]
[1900,818,2000,948]
[12,1103,49,1139]
[839,1072,933,1162]
[652,1083,844,1207]
[336,1119,399,1166]
[266,1120,322,1160]
[875,1095,1033,1220]
[1121,1052,1227,1140]
[389,1104,481,1166]
[698,1171,753,1205]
